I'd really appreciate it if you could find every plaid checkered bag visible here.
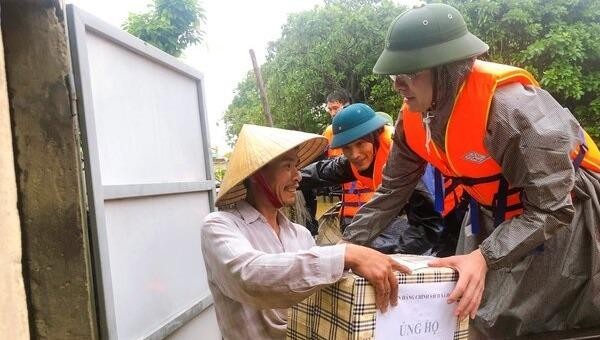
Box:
[287,255,469,340]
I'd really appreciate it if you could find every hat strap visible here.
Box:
[250,172,283,209]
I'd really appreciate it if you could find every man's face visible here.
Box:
[326,100,345,118]
[259,149,301,207]
[390,69,433,112]
[341,139,375,171]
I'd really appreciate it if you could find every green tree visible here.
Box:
[445,0,600,139]
[224,0,404,144]
[223,72,264,144]
[225,0,599,143]
[123,0,206,57]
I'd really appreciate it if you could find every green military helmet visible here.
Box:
[331,103,388,148]
[376,111,394,126]
[373,2,488,75]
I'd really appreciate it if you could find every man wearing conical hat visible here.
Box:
[201,124,409,340]
[341,2,600,337]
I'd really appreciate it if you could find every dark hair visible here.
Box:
[243,178,250,189]
[326,89,352,105]
[359,128,383,150]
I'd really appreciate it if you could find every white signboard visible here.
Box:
[376,281,458,339]
[67,5,216,339]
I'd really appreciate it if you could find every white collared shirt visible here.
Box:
[201,200,345,340]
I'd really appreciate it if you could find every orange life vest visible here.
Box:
[351,126,395,190]
[342,125,460,218]
[403,60,600,225]
[322,125,343,158]
[341,126,394,217]
[436,173,464,217]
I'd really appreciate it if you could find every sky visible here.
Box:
[66,0,414,156]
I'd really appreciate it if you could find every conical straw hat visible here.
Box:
[216,124,328,207]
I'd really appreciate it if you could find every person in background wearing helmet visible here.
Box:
[301,103,459,256]
[201,124,410,340]
[342,2,600,338]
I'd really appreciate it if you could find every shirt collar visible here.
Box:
[235,200,292,228]
[235,200,262,224]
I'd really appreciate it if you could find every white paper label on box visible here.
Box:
[389,255,435,271]
[375,281,458,339]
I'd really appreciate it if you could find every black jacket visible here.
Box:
[300,156,457,255]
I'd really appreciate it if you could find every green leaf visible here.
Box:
[122,0,205,57]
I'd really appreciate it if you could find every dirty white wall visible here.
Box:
[0,20,30,340]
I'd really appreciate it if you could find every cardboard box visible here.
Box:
[287,255,469,340]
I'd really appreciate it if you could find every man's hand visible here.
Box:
[344,244,411,313]
[428,249,488,320]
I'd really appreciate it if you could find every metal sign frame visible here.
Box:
[66,5,215,338]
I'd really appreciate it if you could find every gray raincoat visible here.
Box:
[343,59,600,338]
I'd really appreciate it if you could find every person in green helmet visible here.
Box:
[301,102,462,256]
[342,2,600,338]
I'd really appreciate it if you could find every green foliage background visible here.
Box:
[446,0,600,139]
[123,0,205,57]
[224,0,600,144]
[224,0,404,144]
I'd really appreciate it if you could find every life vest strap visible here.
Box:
[469,196,481,235]
[573,143,587,172]
[433,143,587,244]
[466,143,587,252]
[493,176,509,228]
[433,170,467,214]
[489,141,587,228]
[341,201,368,207]
[342,188,372,194]
[444,180,461,196]
[434,168,445,213]
[446,173,504,186]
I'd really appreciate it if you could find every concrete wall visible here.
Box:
[1,0,97,338]
[0,14,30,340]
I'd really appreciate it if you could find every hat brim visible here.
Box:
[216,127,328,207]
[373,32,488,74]
[330,114,388,148]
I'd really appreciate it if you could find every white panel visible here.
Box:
[103,192,211,339]
[166,306,221,340]
[68,7,215,338]
[85,32,207,185]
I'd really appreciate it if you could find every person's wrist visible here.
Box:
[344,244,357,269]
[476,246,490,268]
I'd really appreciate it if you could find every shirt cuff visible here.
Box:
[317,243,346,282]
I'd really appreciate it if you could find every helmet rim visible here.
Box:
[373,3,488,74]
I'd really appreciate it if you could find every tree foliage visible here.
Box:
[224,0,403,144]
[224,72,264,144]
[225,0,600,144]
[123,0,206,57]
[445,0,600,139]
